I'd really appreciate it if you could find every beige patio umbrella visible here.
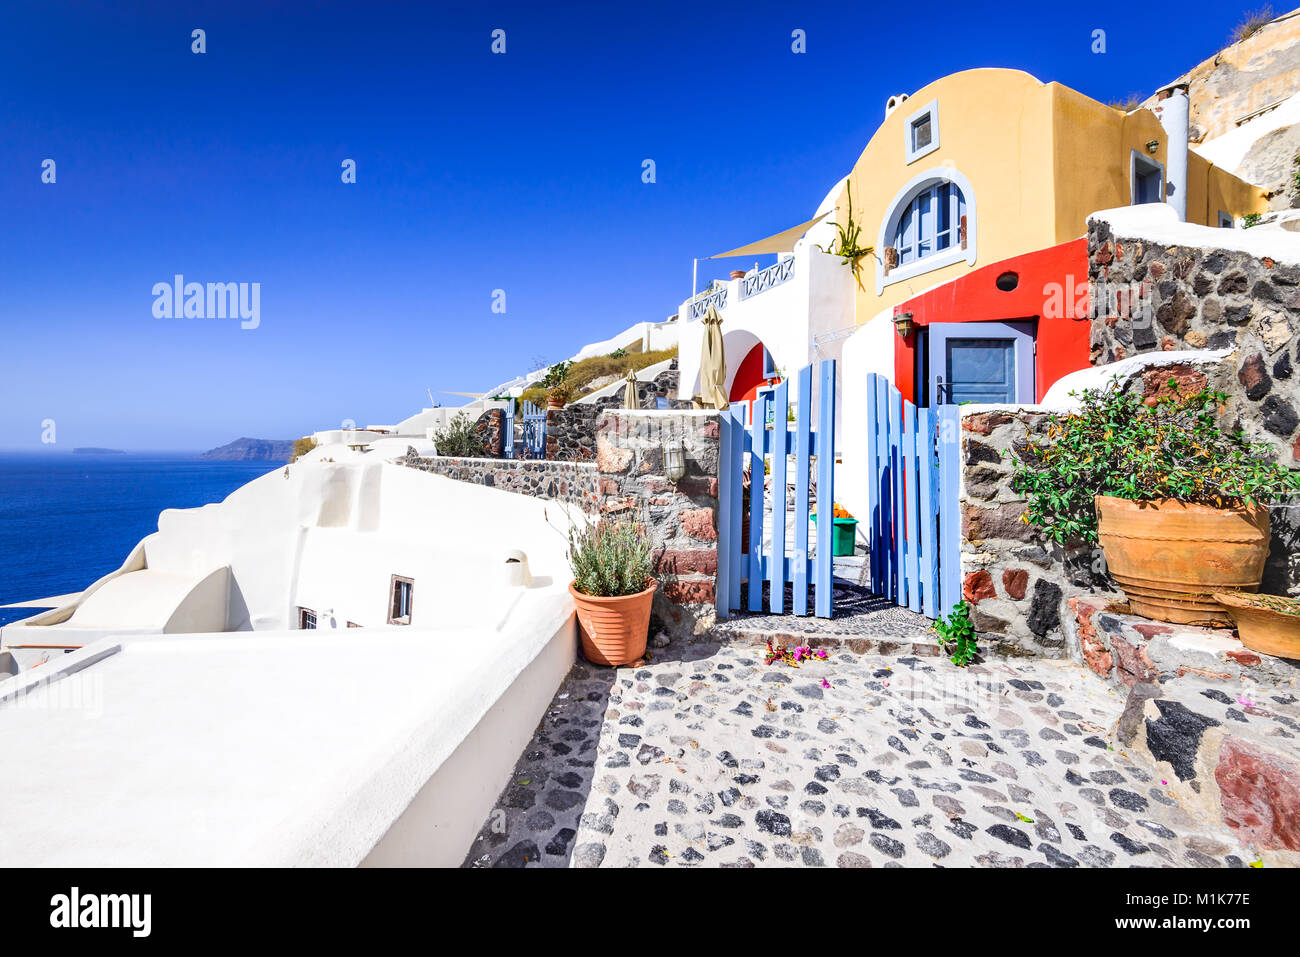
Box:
[695,304,730,410]
[623,368,640,410]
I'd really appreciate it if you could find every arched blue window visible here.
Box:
[891,181,967,266]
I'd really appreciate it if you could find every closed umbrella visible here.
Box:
[695,304,730,410]
[623,368,640,410]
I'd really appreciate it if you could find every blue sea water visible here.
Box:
[0,453,280,626]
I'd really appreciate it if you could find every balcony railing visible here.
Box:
[688,286,728,320]
[739,256,795,300]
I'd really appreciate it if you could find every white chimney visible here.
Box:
[1153,83,1190,221]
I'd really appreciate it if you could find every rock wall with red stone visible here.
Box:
[1087,215,1300,594]
[595,410,720,638]
[958,408,1118,657]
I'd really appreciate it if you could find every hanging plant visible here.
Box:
[820,180,874,290]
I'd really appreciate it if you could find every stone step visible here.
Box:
[1065,596,1300,693]
[1117,677,1300,862]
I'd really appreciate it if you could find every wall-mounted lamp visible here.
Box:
[893,312,914,340]
[1145,140,1160,154]
[664,440,687,483]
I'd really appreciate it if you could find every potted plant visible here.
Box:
[568,519,657,666]
[1212,592,1300,659]
[1013,378,1300,625]
[542,360,573,410]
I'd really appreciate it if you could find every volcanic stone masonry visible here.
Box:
[596,409,720,639]
[400,450,601,513]
[1087,216,1300,593]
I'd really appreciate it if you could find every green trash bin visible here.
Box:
[812,514,859,557]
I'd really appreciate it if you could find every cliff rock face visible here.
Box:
[196,438,293,461]
[1150,10,1300,146]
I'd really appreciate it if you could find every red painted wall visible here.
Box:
[892,238,1090,405]
[729,343,770,404]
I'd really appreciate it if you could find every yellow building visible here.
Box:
[838,68,1264,325]
[678,68,1264,412]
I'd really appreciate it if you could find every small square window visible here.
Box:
[298,607,317,630]
[903,99,940,163]
[1218,211,1235,228]
[389,575,414,625]
[912,114,932,151]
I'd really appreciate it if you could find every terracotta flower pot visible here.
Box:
[1213,592,1300,660]
[569,579,656,666]
[1095,495,1270,626]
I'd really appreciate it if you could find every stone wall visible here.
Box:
[1087,216,1300,592]
[399,450,600,513]
[595,410,720,638]
[472,408,505,458]
[958,353,1266,654]
[580,366,691,413]
[959,409,1116,657]
[546,405,598,461]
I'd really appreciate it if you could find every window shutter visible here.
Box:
[959,215,968,250]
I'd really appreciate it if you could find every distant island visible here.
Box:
[196,438,295,462]
[72,447,125,455]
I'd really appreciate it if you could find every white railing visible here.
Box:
[739,257,795,300]
[688,287,728,320]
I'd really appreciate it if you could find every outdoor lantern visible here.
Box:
[1146,139,1160,154]
[664,440,687,483]
[893,312,914,340]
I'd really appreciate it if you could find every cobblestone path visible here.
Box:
[463,636,1266,868]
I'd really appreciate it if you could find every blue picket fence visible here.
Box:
[864,373,961,619]
[517,401,547,459]
[717,359,836,619]
[502,403,516,459]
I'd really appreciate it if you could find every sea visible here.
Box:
[0,453,281,626]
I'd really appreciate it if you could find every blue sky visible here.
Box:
[0,0,1263,450]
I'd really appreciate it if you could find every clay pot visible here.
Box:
[1213,592,1300,660]
[729,270,746,280]
[569,579,656,666]
[1095,495,1270,626]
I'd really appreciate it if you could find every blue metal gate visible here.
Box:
[716,359,836,619]
[864,373,961,619]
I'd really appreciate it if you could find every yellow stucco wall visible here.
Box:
[839,68,1264,326]
[842,69,1058,323]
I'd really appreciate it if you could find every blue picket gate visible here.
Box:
[503,403,516,459]
[864,373,961,619]
[716,359,836,619]
[521,401,547,459]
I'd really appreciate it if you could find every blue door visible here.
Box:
[927,321,1034,406]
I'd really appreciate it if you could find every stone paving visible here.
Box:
[462,634,1268,868]
[710,557,934,645]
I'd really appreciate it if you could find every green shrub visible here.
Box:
[568,519,653,597]
[1011,378,1300,545]
[934,600,978,667]
[1243,212,1262,229]
[431,411,486,458]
